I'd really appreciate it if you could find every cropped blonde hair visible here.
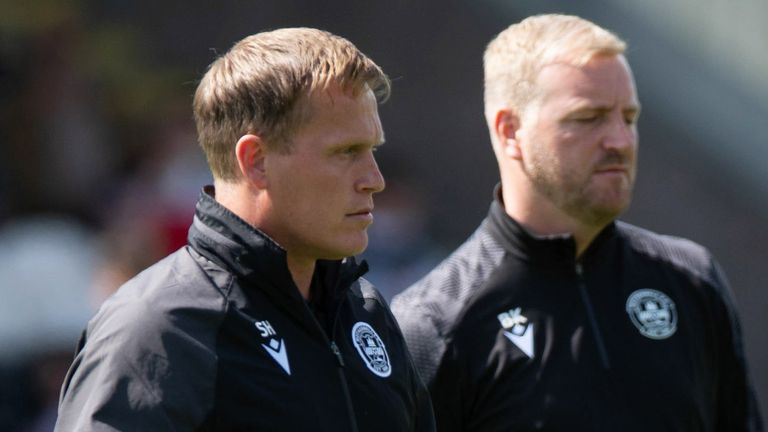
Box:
[484,14,626,118]
[193,28,390,181]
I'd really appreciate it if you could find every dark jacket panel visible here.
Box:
[56,188,435,431]
[392,196,762,432]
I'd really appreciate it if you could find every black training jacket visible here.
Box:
[392,196,762,432]
[56,188,435,431]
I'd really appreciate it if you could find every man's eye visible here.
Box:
[625,115,639,126]
[574,116,598,123]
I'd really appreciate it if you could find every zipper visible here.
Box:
[331,341,359,432]
[302,296,359,432]
[575,263,611,369]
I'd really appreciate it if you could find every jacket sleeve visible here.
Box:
[708,259,764,432]
[392,300,463,432]
[54,293,219,431]
[391,300,447,388]
[408,339,437,432]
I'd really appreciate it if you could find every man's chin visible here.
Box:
[586,203,629,226]
[566,197,630,227]
[319,238,369,260]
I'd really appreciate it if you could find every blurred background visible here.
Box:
[1,0,765,429]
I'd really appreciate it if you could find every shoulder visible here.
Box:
[616,221,720,286]
[356,276,387,304]
[392,223,506,334]
[390,223,506,384]
[92,248,228,335]
[350,277,404,336]
[57,248,228,429]
[92,246,231,365]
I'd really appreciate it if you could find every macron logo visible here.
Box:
[256,320,291,375]
[503,324,534,358]
[498,308,535,359]
[262,338,291,375]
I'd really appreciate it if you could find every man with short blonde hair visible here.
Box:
[56,28,434,431]
[393,14,762,431]
[194,28,391,179]
[483,14,625,128]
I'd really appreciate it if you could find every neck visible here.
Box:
[500,183,605,258]
[286,254,316,299]
[213,180,256,224]
[571,227,603,257]
[215,181,316,297]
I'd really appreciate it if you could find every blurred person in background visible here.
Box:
[89,106,211,306]
[362,179,444,302]
[392,14,763,431]
[0,218,96,432]
[0,6,204,430]
[55,27,434,431]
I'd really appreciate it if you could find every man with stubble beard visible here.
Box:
[392,14,762,432]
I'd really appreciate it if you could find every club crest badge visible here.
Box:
[626,289,677,340]
[351,322,391,378]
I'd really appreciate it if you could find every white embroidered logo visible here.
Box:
[351,322,391,378]
[626,289,677,340]
[256,320,291,375]
[498,307,535,358]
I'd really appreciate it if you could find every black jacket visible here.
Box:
[56,188,435,431]
[392,196,762,432]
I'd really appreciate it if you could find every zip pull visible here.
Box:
[331,341,359,432]
[575,262,583,276]
[330,341,345,367]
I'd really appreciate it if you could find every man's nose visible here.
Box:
[357,152,386,194]
[603,113,637,151]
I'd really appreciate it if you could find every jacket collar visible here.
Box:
[187,186,367,304]
[484,184,617,266]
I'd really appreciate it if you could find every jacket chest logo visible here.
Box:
[497,307,534,358]
[351,322,391,378]
[255,320,291,375]
[625,289,677,340]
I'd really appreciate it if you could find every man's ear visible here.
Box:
[494,109,523,160]
[235,134,268,188]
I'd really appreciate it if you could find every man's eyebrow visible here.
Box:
[565,105,609,116]
[568,102,641,113]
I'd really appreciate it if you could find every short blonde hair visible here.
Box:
[484,14,626,118]
[193,28,390,181]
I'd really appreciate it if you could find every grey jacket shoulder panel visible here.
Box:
[56,248,228,432]
[616,221,717,285]
[391,223,505,384]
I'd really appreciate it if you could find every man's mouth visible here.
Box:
[347,208,374,222]
[594,164,629,175]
